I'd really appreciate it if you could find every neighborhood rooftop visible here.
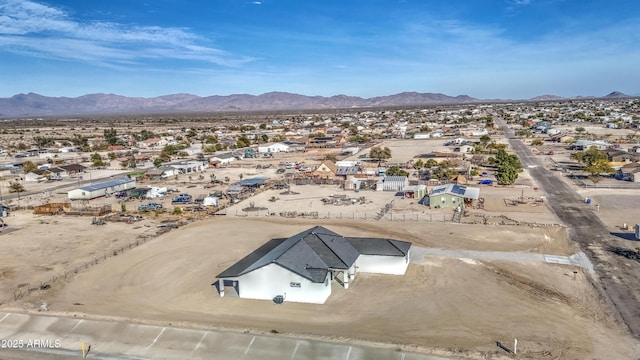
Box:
[79,178,134,192]
[217,226,411,283]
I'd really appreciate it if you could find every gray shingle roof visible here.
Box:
[217,226,410,283]
[346,237,411,256]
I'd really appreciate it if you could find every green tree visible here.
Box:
[308,132,326,139]
[107,152,117,160]
[432,161,456,180]
[515,129,533,138]
[71,134,88,147]
[9,181,25,193]
[530,138,544,146]
[135,129,157,141]
[104,128,119,146]
[153,158,164,167]
[385,166,409,177]
[369,146,392,165]
[571,146,614,179]
[91,152,105,167]
[203,145,217,153]
[413,159,424,169]
[324,153,338,162]
[585,159,614,180]
[571,146,606,166]
[493,149,522,185]
[271,134,287,142]
[33,136,54,148]
[22,160,38,173]
[479,134,491,149]
[236,134,251,148]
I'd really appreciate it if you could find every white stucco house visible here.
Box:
[215,226,411,304]
[257,142,291,154]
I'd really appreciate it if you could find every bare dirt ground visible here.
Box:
[3,217,635,359]
[1,137,640,359]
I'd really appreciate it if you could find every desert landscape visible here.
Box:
[1,101,640,359]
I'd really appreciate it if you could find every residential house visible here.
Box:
[138,137,165,149]
[209,152,237,167]
[427,183,480,208]
[312,160,338,179]
[258,142,291,154]
[615,163,640,182]
[58,164,86,177]
[215,226,411,304]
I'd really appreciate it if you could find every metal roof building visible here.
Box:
[428,183,480,209]
[68,178,136,200]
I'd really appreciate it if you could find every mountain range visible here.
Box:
[0,91,634,118]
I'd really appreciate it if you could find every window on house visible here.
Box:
[441,197,445,203]
[290,282,301,288]
[452,197,456,203]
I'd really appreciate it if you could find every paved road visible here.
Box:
[0,312,456,360]
[497,117,640,338]
[410,246,594,273]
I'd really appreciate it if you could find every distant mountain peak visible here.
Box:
[0,91,479,117]
[529,94,565,101]
[605,91,630,98]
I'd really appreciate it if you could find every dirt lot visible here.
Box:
[1,137,639,359]
[1,217,633,359]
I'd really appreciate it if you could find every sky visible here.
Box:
[0,0,639,100]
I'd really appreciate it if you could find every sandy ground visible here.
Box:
[1,138,640,359]
[4,217,633,360]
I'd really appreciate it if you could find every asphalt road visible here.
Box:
[0,312,455,360]
[497,118,640,338]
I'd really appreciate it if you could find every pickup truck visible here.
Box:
[138,203,163,212]
[171,195,193,204]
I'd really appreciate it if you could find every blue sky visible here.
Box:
[0,0,638,99]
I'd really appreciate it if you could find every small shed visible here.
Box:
[380,176,409,191]
[402,184,427,199]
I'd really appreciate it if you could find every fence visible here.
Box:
[574,179,640,189]
[6,225,177,305]
[221,208,458,222]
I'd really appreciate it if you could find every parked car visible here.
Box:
[171,194,192,204]
[138,203,163,211]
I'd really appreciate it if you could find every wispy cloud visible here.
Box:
[508,0,532,5]
[251,1,263,5]
[0,0,253,67]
